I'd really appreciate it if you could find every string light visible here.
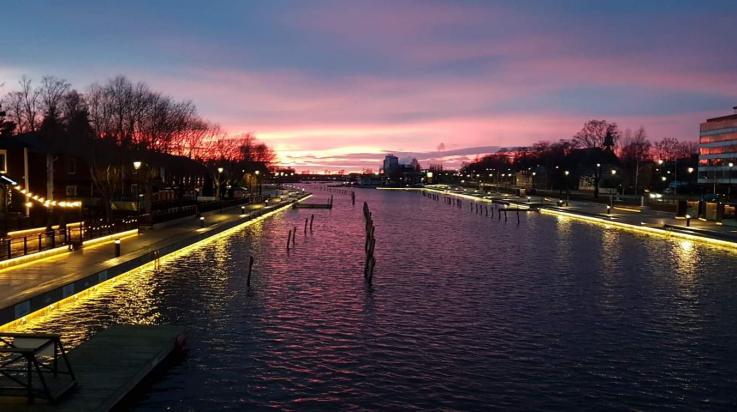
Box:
[12,185,82,208]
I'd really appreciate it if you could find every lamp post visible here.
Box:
[255,170,261,202]
[564,170,570,206]
[133,161,143,228]
[216,167,224,200]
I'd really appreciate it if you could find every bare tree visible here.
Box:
[19,76,41,133]
[39,76,71,120]
[572,120,620,150]
[620,127,651,194]
[652,137,681,162]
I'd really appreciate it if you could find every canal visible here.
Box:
[15,185,737,409]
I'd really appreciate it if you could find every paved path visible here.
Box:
[0,199,295,314]
[424,186,737,244]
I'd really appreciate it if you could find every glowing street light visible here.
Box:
[133,161,142,170]
[217,167,224,173]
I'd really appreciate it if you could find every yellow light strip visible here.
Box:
[0,196,310,331]
[613,206,642,213]
[422,188,494,204]
[540,208,737,251]
[389,186,737,251]
[0,244,72,271]
[0,229,140,272]
[81,229,139,247]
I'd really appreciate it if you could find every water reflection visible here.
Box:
[9,186,737,409]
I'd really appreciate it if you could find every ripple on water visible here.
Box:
[13,186,737,410]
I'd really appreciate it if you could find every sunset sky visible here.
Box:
[2,1,736,171]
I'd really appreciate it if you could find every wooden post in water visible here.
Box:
[304,218,308,234]
[310,214,314,232]
[247,256,254,287]
[287,229,292,250]
[517,209,520,224]
[292,226,297,246]
[363,201,376,284]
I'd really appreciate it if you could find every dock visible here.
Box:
[293,203,332,209]
[0,325,185,412]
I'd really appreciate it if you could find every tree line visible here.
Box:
[1,75,275,216]
[462,120,699,196]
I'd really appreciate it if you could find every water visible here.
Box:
[15,186,737,409]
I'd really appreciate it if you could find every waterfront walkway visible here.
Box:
[422,187,737,247]
[0,195,306,327]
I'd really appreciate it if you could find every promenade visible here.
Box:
[0,193,308,328]
[421,187,737,248]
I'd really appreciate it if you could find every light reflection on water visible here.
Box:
[11,186,737,409]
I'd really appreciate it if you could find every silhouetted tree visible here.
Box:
[620,127,651,194]
[0,102,16,137]
[573,120,620,150]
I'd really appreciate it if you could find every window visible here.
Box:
[0,150,7,174]
[67,158,77,175]
[65,185,78,197]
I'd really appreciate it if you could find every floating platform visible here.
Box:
[293,203,332,209]
[0,325,185,412]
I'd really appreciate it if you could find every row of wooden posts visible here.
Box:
[363,201,376,284]
[319,186,354,196]
[319,185,357,205]
[286,214,315,251]
[421,190,524,224]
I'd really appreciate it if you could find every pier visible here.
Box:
[0,325,185,411]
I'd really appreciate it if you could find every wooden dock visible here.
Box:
[0,325,185,412]
[293,203,332,209]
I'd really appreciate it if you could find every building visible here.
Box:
[698,106,737,189]
[382,154,399,176]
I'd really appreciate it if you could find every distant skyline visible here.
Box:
[2,0,736,171]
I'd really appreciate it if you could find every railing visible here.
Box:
[0,217,139,262]
[0,197,261,263]
[0,228,71,261]
[0,332,76,402]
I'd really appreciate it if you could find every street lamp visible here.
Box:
[216,167,224,200]
[254,170,261,201]
[729,162,734,197]
[132,161,143,227]
[564,170,570,206]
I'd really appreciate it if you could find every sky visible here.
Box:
[1,0,736,172]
